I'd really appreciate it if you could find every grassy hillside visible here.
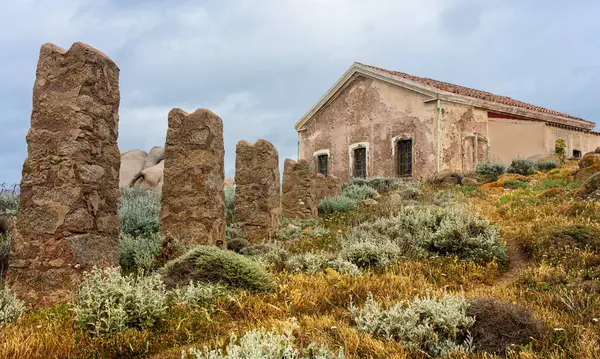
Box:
[0,163,599,358]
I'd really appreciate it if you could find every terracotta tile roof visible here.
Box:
[360,63,589,123]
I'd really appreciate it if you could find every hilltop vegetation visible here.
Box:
[1,161,600,358]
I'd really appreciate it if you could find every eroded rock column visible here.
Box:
[234,140,281,242]
[314,173,342,203]
[160,109,225,248]
[281,159,317,220]
[9,42,121,306]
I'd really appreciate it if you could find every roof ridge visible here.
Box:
[358,62,589,123]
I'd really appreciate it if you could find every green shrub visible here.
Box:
[535,160,558,171]
[341,184,378,202]
[396,182,422,200]
[467,298,544,355]
[0,285,24,325]
[533,179,568,191]
[341,205,508,267]
[475,162,506,181]
[0,233,9,277]
[503,179,528,190]
[285,252,362,276]
[72,268,167,336]
[548,168,561,175]
[345,177,400,193]
[226,223,244,242]
[119,187,161,236]
[350,294,474,357]
[275,219,327,240]
[318,195,358,214]
[0,185,18,217]
[120,232,164,273]
[507,158,536,176]
[227,237,251,254]
[225,188,235,224]
[161,246,275,292]
[183,320,344,359]
[169,281,227,308]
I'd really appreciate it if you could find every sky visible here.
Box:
[1,0,599,184]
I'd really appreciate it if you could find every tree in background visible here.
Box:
[555,138,567,166]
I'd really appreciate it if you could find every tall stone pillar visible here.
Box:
[160,109,226,249]
[9,42,121,306]
[281,159,317,220]
[234,140,281,243]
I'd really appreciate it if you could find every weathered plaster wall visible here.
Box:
[488,118,546,164]
[299,76,437,180]
[545,126,600,157]
[439,103,488,172]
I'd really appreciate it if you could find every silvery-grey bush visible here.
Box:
[340,205,507,267]
[120,232,164,273]
[182,319,345,359]
[0,285,24,326]
[318,195,358,215]
[119,187,161,236]
[72,267,167,336]
[285,252,361,276]
[350,293,474,357]
[170,281,227,308]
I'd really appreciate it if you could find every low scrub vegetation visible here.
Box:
[340,205,508,268]
[72,267,167,336]
[119,187,161,236]
[507,158,536,176]
[161,245,275,292]
[350,293,475,357]
[535,160,558,171]
[344,176,401,193]
[120,232,164,273]
[476,161,506,181]
[183,320,344,359]
[284,251,361,276]
[0,285,24,326]
[318,195,358,215]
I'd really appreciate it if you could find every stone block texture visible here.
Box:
[234,140,281,243]
[314,173,342,202]
[8,42,121,306]
[281,159,317,220]
[160,108,226,248]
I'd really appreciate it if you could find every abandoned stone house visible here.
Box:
[295,62,600,180]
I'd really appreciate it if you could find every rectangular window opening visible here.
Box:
[573,149,582,159]
[353,147,367,178]
[317,154,328,176]
[397,139,413,177]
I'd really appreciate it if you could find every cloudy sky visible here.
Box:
[1,0,599,184]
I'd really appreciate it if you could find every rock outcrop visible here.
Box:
[160,108,226,249]
[9,42,121,306]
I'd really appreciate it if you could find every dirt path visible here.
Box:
[497,236,531,284]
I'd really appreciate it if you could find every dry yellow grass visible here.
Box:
[1,166,599,358]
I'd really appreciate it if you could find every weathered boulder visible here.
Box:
[577,172,600,198]
[574,164,600,182]
[120,149,147,187]
[282,159,317,220]
[314,173,342,203]
[134,160,164,190]
[432,169,462,187]
[234,140,281,243]
[160,108,226,249]
[8,42,121,306]
[578,153,600,168]
[461,177,480,186]
[143,146,164,169]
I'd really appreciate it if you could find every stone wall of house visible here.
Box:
[298,76,437,180]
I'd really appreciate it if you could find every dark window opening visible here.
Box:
[317,154,328,176]
[353,147,367,178]
[573,150,582,159]
[397,139,413,177]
